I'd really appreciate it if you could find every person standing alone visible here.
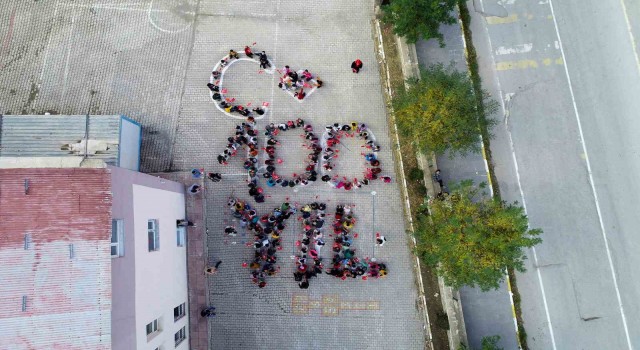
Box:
[351,59,363,73]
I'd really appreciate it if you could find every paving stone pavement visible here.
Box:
[0,1,427,349]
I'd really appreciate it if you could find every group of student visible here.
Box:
[262,119,322,189]
[293,203,389,287]
[293,202,328,288]
[228,198,297,288]
[207,47,270,117]
[277,65,323,100]
[320,123,391,190]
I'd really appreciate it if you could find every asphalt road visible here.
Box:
[470,0,640,348]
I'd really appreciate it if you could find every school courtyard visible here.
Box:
[0,0,427,349]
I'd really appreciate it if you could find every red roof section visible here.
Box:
[0,168,112,248]
[0,168,112,349]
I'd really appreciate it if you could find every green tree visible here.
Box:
[393,63,497,156]
[381,0,458,45]
[416,180,542,291]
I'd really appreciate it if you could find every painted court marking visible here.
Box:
[148,0,195,34]
[292,294,380,316]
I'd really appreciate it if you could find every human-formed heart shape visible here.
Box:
[209,52,320,120]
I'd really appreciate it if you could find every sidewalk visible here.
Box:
[414,12,519,350]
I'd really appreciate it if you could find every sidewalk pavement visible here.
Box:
[414,11,520,350]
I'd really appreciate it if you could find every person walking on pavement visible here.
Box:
[351,59,363,73]
[205,260,222,275]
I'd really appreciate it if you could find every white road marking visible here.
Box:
[548,0,633,347]
[619,0,640,77]
[39,0,60,81]
[554,40,559,49]
[495,43,533,55]
[60,7,76,105]
[478,0,558,346]
[503,91,557,349]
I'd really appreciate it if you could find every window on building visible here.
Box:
[146,318,159,336]
[174,326,187,347]
[148,219,159,251]
[111,219,124,257]
[176,226,186,247]
[174,302,186,321]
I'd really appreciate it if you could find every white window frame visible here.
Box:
[148,219,159,251]
[176,226,186,247]
[174,302,186,321]
[174,326,187,347]
[111,219,124,257]
[146,318,160,339]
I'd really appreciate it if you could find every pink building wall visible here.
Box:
[109,166,187,350]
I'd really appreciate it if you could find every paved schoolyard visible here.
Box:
[0,1,427,349]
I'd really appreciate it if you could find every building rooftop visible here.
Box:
[0,115,141,170]
[0,168,112,350]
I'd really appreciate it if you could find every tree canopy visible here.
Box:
[416,180,542,291]
[381,0,458,45]
[393,63,497,156]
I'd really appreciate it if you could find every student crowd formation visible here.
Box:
[227,197,297,288]
[222,199,389,289]
[291,202,390,288]
[263,119,320,188]
[294,202,328,289]
[207,46,271,118]
[321,122,391,190]
[207,44,323,115]
[325,205,388,280]
[277,65,323,100]
[216,119,392,198]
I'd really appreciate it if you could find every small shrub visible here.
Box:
[416,184,427,196]
[408,167,424,182]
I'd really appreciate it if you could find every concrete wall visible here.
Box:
[109,166,188,350]
[118,116,142,171]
